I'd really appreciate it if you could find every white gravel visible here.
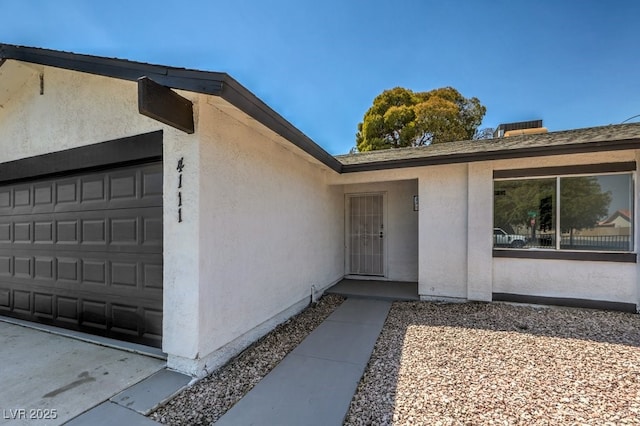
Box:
[345,301,640,425]
[151,298,640,425]
[149,294,344,425]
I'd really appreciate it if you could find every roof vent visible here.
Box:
[494,120,547,138]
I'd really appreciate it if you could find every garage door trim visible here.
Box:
[0,130,163,184]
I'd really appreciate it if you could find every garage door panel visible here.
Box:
[34,292,54,318]
[0,287,10,309]
[143,168,163,197]
[13,290,31,312]
[83,259,107,285]
[0,163,163,216]
[14,257,32,278]
[0,252,162,289]
[0,162,163,347]
[0,285,161,341]
[111,304,141,336]
[34,257,54,280]
[14,222,31,243]
[143,308,162,339]
[57,296,79,323]
[0,256,10,276]
[57,257,79,281]
[0,223,9,241]
[143,263,163,289]
[0,209,162,254]
[81,177,107,202]
[34,221,54,243]
[0,189,10,208]
[34,184,54,206]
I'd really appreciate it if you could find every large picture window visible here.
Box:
[494,172,634,252]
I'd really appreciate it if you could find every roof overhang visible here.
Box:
[0,44,343,173]
[339,136,640,173]
[2,44,640,176]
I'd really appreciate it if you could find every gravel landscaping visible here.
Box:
[151,297,640,425]
[345,301,640,425]
[150,294,344,425]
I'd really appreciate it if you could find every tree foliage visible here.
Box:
[494,179,555,233]
[356,87,486,151]
[560,177,611,234]
[494,177,612,237]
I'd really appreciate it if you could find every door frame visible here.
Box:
[344,192,388,278]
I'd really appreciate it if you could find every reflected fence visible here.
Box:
[496,234,632,251]
[527,234,631,251]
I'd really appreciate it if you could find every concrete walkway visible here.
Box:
[214,298,392,426]
[328,278,419,301]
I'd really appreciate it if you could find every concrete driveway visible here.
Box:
[0,320,166,425]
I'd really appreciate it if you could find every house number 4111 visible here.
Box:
[177,157,185,223]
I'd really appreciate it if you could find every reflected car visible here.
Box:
[493,228,528,248]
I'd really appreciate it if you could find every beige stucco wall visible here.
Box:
[489,151,638,306]
[0,62,189,160]
[0,62,346,376]
[336,149,639,309]
[417,164,469,299]
[492,258,637,302]
[343,180,419,281]
[170,96,344,375]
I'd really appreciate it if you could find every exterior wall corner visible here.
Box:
[162,131,202,361]
[466,162,493,301]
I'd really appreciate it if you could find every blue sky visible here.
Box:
[2,1,639,154]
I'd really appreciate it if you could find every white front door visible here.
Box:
[348,193,384,276]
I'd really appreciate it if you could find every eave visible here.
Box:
[0,44,343,173]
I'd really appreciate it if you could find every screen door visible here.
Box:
[348,194,384,275]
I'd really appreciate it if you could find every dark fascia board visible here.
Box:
[0,131,162,184]
[494,161,636,179]
[0,44,342,172]
[492,293,637,313]
[219,76,343,172]
[493,249,636,263]
[341,137,640,173]
[0,44,225,95]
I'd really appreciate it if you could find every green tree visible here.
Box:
[494,177,611,244]
[356,87,486,151]
[494,179,555,234]
[560,177,612,244]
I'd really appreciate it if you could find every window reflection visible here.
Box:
[494,179,555,248]
[560,175,632,251]
[494,174,633,252]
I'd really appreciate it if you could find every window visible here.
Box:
[494,172,634,252]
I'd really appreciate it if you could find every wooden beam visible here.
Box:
[138,76,194,134]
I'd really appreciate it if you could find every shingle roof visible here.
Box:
[336,123,640,172]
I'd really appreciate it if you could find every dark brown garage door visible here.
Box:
[0,162,163,347]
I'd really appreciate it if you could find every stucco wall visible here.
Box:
[3,60,638,379]
[0,63,185,161]
[489,151,638,306]
[417,164,469,299]
[178,96,344,374]
[492,258,637,303]
[0,63,346,375]
[343,180,419,281]
[336,150,639,309]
